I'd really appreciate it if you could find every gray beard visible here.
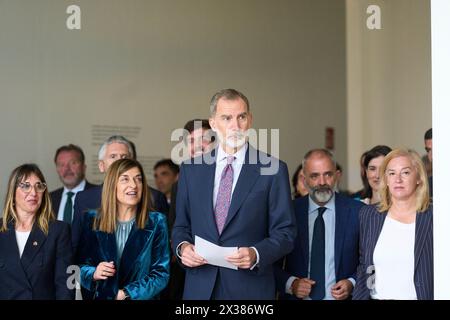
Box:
[311,188,333,204]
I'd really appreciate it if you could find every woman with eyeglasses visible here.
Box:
[0,164,74,300]
[76,159,170,300]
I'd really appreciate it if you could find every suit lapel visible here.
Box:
[367,209,387,266]
[95,230,118,264]
[119,224,151,280]
[200,150,218,239]
[52,189,63,214]
[3,222,32,288]
[221,148,260,235]
[414,208,432,271]
[20,222,47,272]
[334,194,348,275]
[298,198,310,273]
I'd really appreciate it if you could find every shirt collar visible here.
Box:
[64,179,86,194]
[216,143,248,164]
[308,193,336,215]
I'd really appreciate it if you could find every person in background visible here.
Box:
[50,144,97,224]
[360,145,392,205]
[77,159,170,300]
[153,159,179,206]
[161,119,215,300]
[292,164,308,199]
[0,164,74,300]
[350,151,369,200]
[353,149,433,300]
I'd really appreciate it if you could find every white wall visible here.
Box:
[346,0,431,192]
[0,0,348,206]
[431,0,450,300]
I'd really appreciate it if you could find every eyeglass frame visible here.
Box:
[17,182,47,193]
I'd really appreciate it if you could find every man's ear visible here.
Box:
[300,173,307,185]
[98,160,105,173]
[209,118,216,132]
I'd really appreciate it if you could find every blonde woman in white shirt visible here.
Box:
[353,149,433,300]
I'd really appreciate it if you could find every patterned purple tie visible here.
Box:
[215,156,235,234]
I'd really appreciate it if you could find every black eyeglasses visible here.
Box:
[17,182,47,193]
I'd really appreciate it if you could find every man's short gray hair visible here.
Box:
[209,88,250,117]
[302,148,337,171]
[98,135,134,160]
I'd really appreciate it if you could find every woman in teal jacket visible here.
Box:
[77,158,170,300]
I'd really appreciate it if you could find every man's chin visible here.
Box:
[312,191,333,204]
[225,138,246,150]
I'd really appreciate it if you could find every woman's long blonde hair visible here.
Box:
[378,148,430,213]
[94,159,150,233]
[1,164,54,234]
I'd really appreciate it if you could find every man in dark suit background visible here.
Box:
[50,144,97,223]
[275,149,364,300]
[161,119,215,300]
[172,89,296,300]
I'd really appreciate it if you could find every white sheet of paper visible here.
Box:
[195,235,238,270]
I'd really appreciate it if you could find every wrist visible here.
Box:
[178,242,189,257]
[291,278,300,291]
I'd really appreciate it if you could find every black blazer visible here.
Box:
[275,193,364,299]
[353,205,433,300]
[50,180,97,215]
[0,219,74,300]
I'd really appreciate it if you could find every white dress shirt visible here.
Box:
[212,144,247,209]
[57,180,86,222]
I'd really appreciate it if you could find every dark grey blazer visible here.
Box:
[353,204,433,300]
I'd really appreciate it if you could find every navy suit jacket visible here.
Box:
[275,193,364,299]
[0,219,74,300]
[71,184,168,253]
[353,205,433,300]
[50,181,97,216]
[77,211,170,300]
[172,146,296,300]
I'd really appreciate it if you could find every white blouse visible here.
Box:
[372,216,417,300]
[15,230,31,258]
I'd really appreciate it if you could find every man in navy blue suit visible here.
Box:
[50,144,97,223]
[275,149,364,300]
[72,135,168,254]
[172,89,296,300]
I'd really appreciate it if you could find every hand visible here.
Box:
[116,289,127,300]
[331,279,353,300]
[226,247,256,269]
[180,243,207,267]
[93,261,116,281]
[291,278,315,299]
